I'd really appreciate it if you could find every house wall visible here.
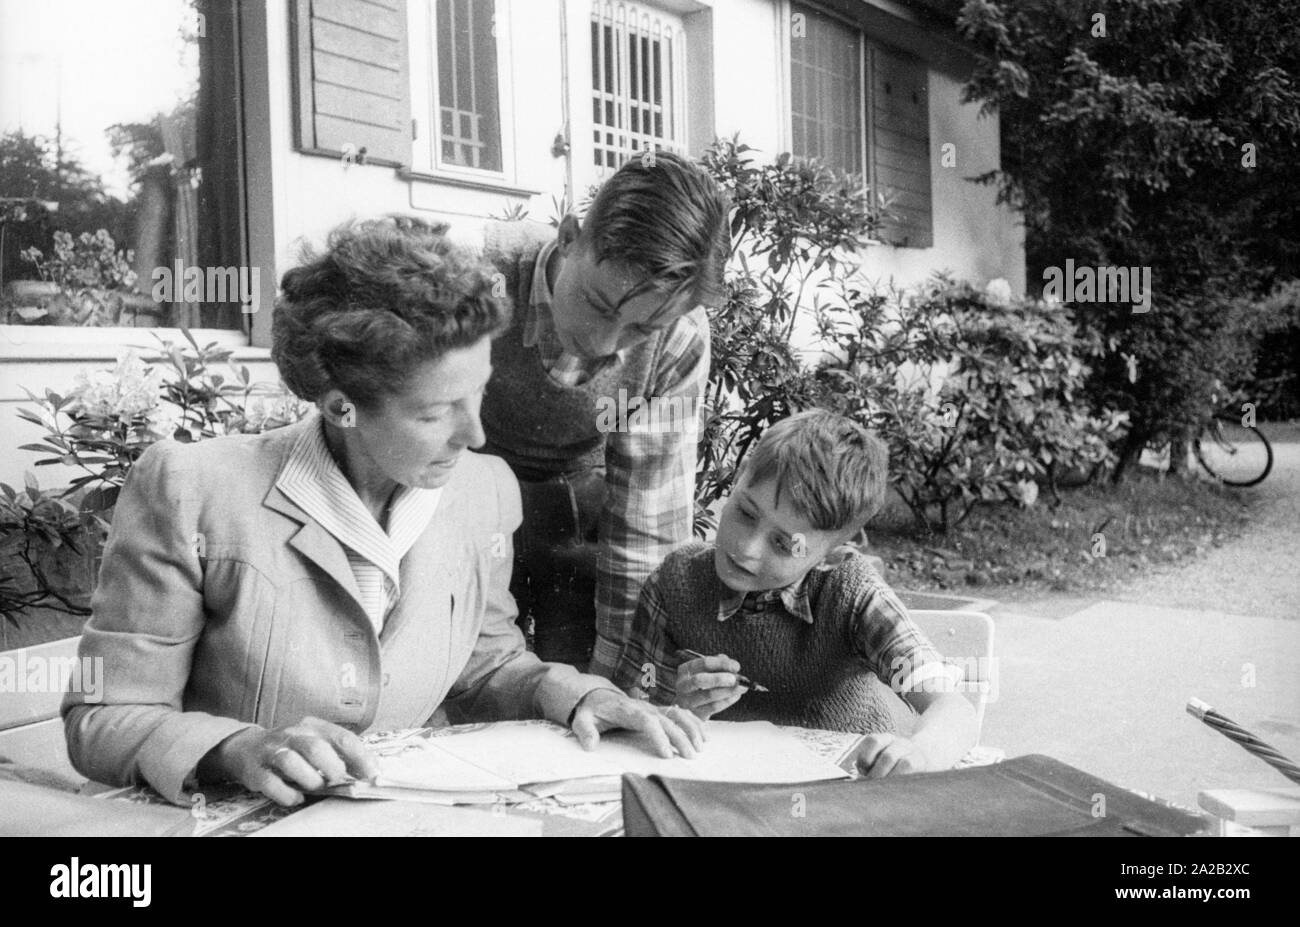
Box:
[0,0,1023,487]
[262,0,1023,303]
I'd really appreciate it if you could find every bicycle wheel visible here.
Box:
[1194,416,1274,487]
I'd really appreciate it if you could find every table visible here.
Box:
[86,724,870,837]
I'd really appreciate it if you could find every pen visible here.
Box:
[678,649,770,692]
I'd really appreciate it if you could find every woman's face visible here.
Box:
[333,337,492,490]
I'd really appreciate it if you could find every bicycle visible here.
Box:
[1193,410,1273,487]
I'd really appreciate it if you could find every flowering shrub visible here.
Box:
[3,330,310,622]
[16,329,311,515]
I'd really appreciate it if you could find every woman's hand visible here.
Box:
[569,689,706,758]
[674,653,747,720]
[198,716,380,806]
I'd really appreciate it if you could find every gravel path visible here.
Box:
[1113,430,1300,619]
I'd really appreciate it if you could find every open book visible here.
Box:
[317,720,850,804]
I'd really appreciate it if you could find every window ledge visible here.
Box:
[399,168,541,198]
[0,326,268,362]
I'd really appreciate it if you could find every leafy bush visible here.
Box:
[0,474,97,624]
[695,137,1125,535]
[809,277,1125,532]
[3,329,310,621]
[1230,280,1300,420]
[957,0,1300,477]
[16,329,311,518]
[694,137,883,530]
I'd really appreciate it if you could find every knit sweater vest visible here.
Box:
[477,220,662,479]
[657,542,910,735]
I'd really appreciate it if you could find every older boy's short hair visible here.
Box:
[580,150,729,318]
[743,410,889,532]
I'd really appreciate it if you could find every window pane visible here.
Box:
[435,0,501,172]
[789,3,861,175]
[589,2,683,173]
[0,0,245,329]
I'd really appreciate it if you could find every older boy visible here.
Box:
[478,151,729,673]
[612,410,978,777]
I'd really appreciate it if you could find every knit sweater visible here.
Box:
[652,542,918,735]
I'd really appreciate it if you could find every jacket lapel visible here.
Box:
[263,473,370,623]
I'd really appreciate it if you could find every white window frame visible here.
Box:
[408,0,521,190]
[567,0,688,198]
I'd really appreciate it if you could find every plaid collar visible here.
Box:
[714,543,867,625]
[523,239,624,386]
[717,575,815,625]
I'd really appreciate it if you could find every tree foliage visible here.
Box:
[957,0,1300,474]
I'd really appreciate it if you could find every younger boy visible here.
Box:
[611,410,978,776]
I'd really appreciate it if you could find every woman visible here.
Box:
[61,216,702,807]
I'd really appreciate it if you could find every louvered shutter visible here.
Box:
[291,0,412,167]
[871,45,931,248]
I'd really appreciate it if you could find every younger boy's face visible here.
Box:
[713,473,852,594]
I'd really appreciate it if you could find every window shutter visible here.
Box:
[291,0,412,167]
[871,45,931,248]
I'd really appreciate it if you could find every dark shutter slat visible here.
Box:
[871,44,931,248]
[875,143,929,173]
[874,128,928,161]
[877,186,931,212]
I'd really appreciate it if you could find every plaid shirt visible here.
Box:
[612,544,962,702]
[524,241,710,677]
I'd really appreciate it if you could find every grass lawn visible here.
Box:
[866,469,1258,597]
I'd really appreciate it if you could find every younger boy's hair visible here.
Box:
[580,149,729,319]
[743,410,889,532]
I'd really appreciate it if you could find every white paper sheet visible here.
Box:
[594,721,850,783]
[360,720,848,796]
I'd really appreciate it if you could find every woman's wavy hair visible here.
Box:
[272,215,509,408]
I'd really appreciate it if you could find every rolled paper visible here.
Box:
[1187,697,1300,787]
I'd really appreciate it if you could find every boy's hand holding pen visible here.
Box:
[673,649,768,721]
